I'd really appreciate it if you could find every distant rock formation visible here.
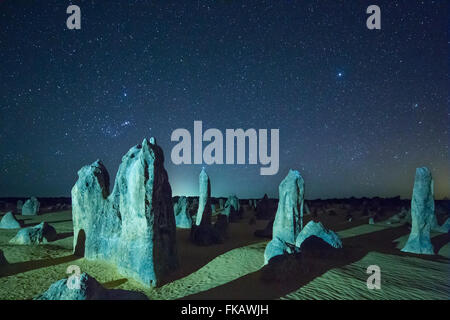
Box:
[401,167,436,255]
[255,194,274,219]
[35,273,148,300]
[224,195,241,222]
[195,168,212,226]
[9,222,57,245]
[174,196,192,229]
[295,221,342,249]
[22,197,40,215]
[16,200,23,212]
[0,212,21,229]
[190,169,228,245]
[71,138,178,287]
[264,170,305,264]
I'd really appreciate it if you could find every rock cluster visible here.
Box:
[264,170,341,264]
[71,138,178,287]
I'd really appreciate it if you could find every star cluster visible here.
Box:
[0,0,448,199]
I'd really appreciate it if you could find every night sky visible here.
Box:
[0,0,448,200]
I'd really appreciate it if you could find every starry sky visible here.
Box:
[0,0,448,200]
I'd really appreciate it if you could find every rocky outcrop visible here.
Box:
[190,169,227,245]
[264,170,305,264]
[401,167,436,254]
[295,221,342,249]
[34,273,148,300]
[71,138,178,287]
[195,169,212,226]
[0,212,21,229]
[224,195,241,222]
[272,170,305,243]
[174,196,192,229]
[22,197,40,215]
[9,222,57,245]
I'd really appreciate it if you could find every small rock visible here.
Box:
[34,273,148,300]
[0,212,21,229]
[22,197,40,215]
[9,222,57,245]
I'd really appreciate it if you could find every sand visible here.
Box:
[0,207,448,300]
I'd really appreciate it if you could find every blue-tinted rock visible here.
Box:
[22,197,40,215]
[295,221,342,249]
[272,170,305,244]
[401,167,436,254]
[34,273,148,300]
[9,222,57,245]
[72,138,178,287]
[174,196,192,229]
[264,170,305,264]
[0,212,21,229]
[195,168,212,226]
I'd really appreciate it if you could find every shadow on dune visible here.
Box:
[55,232,74,241]
[161,219,264,286]
[180,225,447,300]
[432,233,450,255]
[102,278,128,289]
[0,254,80,278]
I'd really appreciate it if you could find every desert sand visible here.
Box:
[0,205,448,300]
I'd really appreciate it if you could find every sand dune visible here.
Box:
[0,209,448,300]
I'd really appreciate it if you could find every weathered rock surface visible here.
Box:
[401,167,436,255]
[0,212,21,229]
[72,138,178,287]
[272,170,305,243]
[34,273,148,300]
[190,169,227,245]
[9,222,57,245]
[174,196,192,229]
[264,170,305,264]
[295,221,342,249]
[22,197,40,215]
[195,168,212,226]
